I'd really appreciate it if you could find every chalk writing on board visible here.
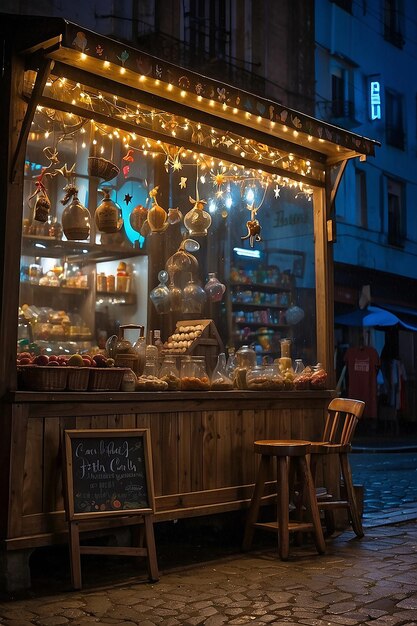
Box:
[71,436,149,513]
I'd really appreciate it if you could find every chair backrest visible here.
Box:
[321,398,365,445]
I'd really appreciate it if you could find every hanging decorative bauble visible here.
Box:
[33,194,51,223]
[241,202,262,248]
[165,239,199,282]
[149,270,171,314]
[184,196,211,236]
[88,156,119,182]
[147,186,168,232]
[182,276,207,314]
[95,189,123,233]
[61,184,90,241]
[130,204,148,232]
[204,272,226,303]
[167,207,183,225]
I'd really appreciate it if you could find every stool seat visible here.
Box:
[254,440,312,456]
[243,439,326,560]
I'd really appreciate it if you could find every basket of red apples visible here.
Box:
[17,352,68,391]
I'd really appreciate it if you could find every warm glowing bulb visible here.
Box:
[197,95,202,102]
[167,83,173,91]
[92,139,97,145]
[120,67,126,75]
[139,75,146,82]
[180,90,186,97]
[103,60,110,68]
[81,53,87,60]
[233,108,238,114]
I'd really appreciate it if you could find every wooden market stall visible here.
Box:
[0,14,378,591]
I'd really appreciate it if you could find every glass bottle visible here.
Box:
[121,368,137,392]
[61,187,90,241]
[234,345,257,389]
[225,347,237,381]
[182,277,207,314]
[294,359,305,376]
[184,198,212,236]
[95,189,123,233]
[211,353,233,390]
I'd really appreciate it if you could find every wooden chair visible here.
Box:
[242,440,326,560]
[310,397,365,538]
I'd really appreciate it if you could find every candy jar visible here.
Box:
[182,276,207,314]
[149,270,171,314]
[159,356,180,390]
[211,353,233,390]
[121,369,137,392]
[184,196,212,236]
[310,363,328,389]
[95,189,123,233]
[204,273,226,302]
[61,184,90,240]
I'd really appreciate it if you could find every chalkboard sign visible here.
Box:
[64,429,155,521]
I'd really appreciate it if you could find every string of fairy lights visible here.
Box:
[28,72,320,211]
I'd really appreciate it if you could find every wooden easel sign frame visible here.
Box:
[64,429,159,589]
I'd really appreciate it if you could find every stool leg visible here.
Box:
[298,455,326,555]
[340,453,364,538]
[243,455,271,550]
[277,456,290,560]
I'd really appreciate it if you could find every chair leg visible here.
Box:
[242,455,271,550]
[340,453,364,538]
[277,456,290,560]
[298,456,326,555]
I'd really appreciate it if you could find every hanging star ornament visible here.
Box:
[274,184,281,198]
[179,177,188,189]
[124,193,133,205]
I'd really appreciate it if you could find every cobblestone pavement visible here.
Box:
[0,521,417,626]
[1,449,417,625]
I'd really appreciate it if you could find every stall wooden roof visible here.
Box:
[2,13,379,167]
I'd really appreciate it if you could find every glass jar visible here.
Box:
[294,363,312,390]
[184,200,212,236]
[150,270,171,314]
[310,363,328,389]
[180,355,210,390]
[159,357,180,390]
[142,357,159,378]
[121,368,137,392]
[234,344,257,389]
[247,364,284,390]
[182,277,207,314]
[280,338,292,358]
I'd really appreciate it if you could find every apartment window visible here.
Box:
[331,71,354,119]
[184,0,231,61]
[330,0,353,12]
[384,0,404,47]
[385,90,404,149]
[387,177,405,247]
[355,169,368,228]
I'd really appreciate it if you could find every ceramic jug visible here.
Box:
[95,189,123,234]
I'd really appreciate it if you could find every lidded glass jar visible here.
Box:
[159,356,180,390]
[184,199,212,236]
[121,368,137,392]
[180,355,210,390]
[234,345,257,389]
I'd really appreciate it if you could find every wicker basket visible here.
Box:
[88,367,126,391]
[18,365,68,391]
[88,156,120,182]
[67,366,90,391]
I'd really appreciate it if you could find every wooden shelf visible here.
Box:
[96,291,137,305]
[234,320,288,329]
[231,302,288,311]
[22,235,146,263]
[230,281,291,292]
[20,283,89,296]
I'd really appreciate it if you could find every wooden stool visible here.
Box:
[243,440,326,560]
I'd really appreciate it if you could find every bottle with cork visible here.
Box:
[116,262,130,292]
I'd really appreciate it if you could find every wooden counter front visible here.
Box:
[0,390,335,554]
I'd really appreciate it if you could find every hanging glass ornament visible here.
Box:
[147,186,168,232]
[27,171,52,223]
[165,239,200,283]
[167,206,183,225]
[149,270,171,314]
[182,275,207,314]
[61,184,90,240]
[130,204,148,232]
[204,272,226,302]
[168,281,182,313]
[95,189,123,233]
[184,195,212,236]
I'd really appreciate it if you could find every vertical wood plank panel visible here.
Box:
[240,410,255,485]
[43,418,60,513]
[23,418,43,515]
[190,411,203,492]
[216,411,232,487]
[178,412,192,493]
[202,410,217,490]
[162,413,179,495]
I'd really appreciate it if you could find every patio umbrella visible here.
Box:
[335,305,403,327]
